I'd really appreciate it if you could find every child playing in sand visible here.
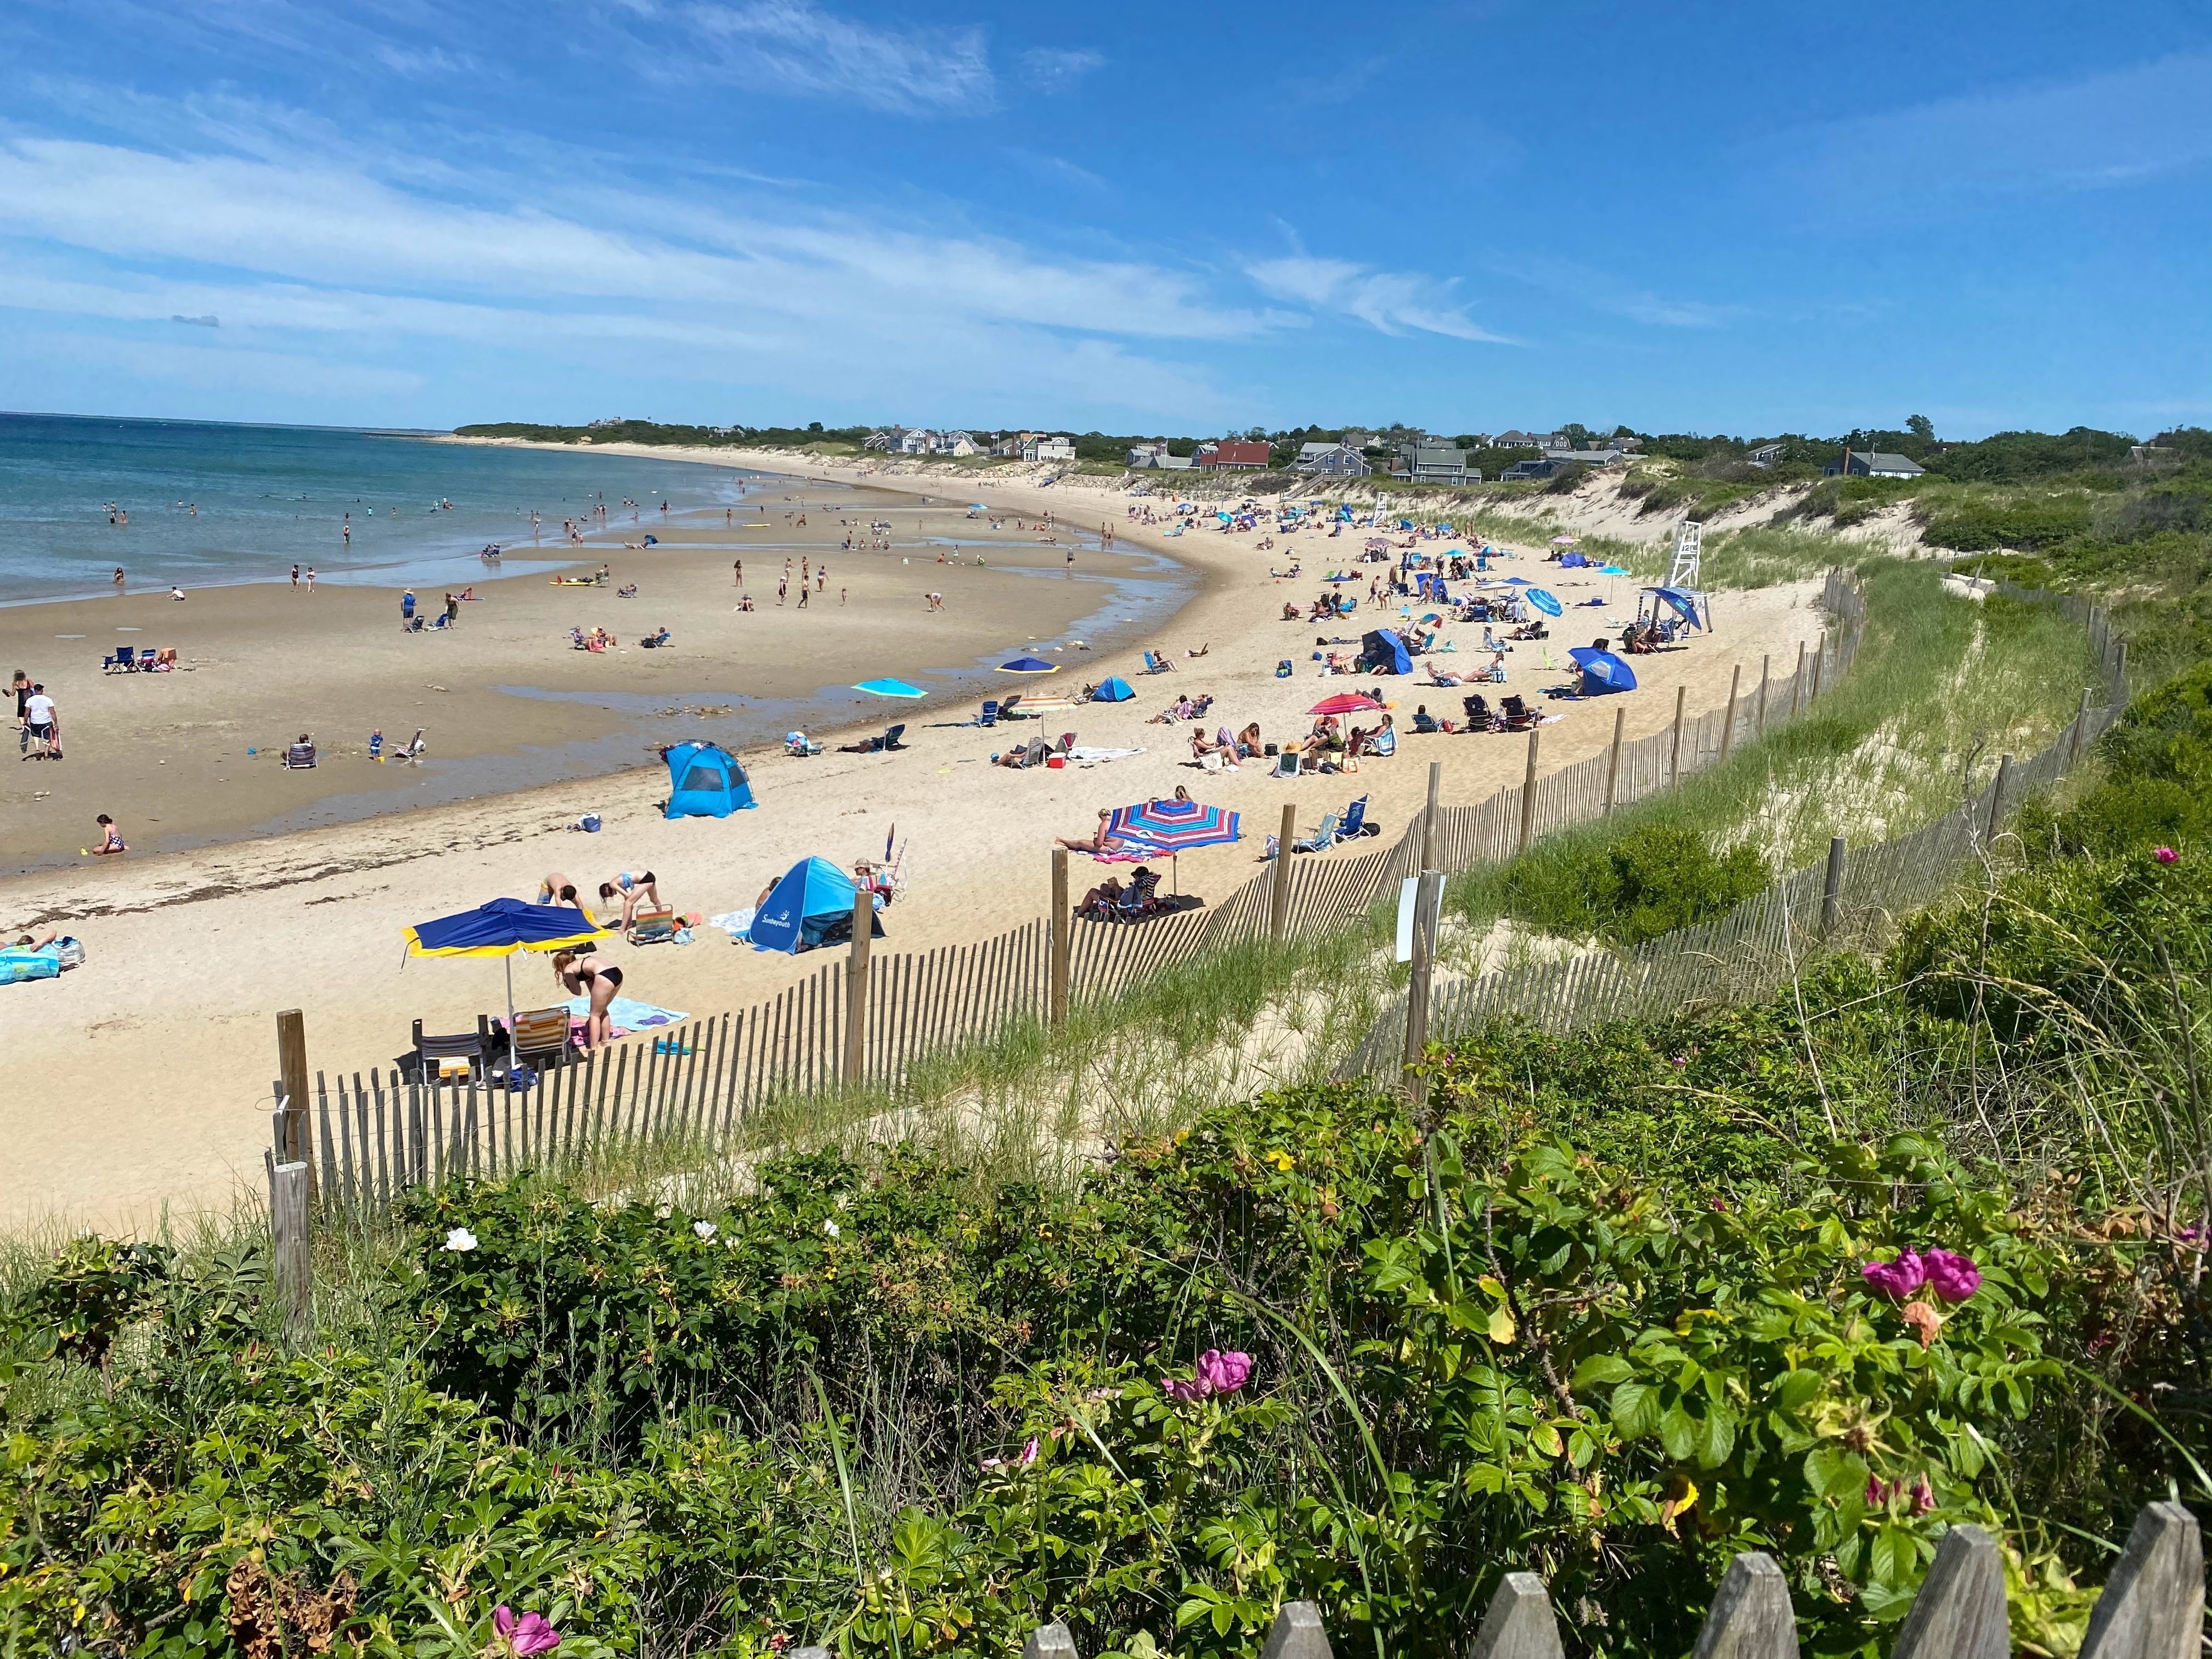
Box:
[89,814,125,855]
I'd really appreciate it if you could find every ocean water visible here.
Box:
[0,412,767,603]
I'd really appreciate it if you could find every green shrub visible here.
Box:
[1920,495,2095,551]
[1500,825,1770,945]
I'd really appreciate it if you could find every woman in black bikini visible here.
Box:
[554,950,623,1049]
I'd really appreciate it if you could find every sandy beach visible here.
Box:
[0,446,1832,1232]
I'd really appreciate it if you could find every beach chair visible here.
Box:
[409,1018,487,1082]
[101,646,131,672]
[1025,734,1048,768]
[1291,811,1341,855]
[978,699,999,727]
[1371,727,1397,757]
[1142,650,1173,674]
[282,740,317,770]
[1057,731,1076,754]
[1113,867,1164,921]
[1462,695,1500,733]
[1338,796,1372,841]
[883,723,907,751]
[1272,749,1299,779]
[787,734,824,757]
[628,908,680,945]
[503,1006,574,1071]
[1499,695,1538,731]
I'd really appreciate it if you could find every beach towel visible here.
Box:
[708,907,757,940]
[1066,746,1144,764]
[0,947,61,984]
[565,995,689,1031]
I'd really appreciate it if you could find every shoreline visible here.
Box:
[1,440,1833,1234]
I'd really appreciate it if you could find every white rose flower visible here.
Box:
[442,1227,479,1253]
[693,1220,718,1240]
[822,1219,840,1238]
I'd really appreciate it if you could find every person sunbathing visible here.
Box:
[1148,697,1196,725]
[1281,603,1300,620]
[1235,722,1262,757]
[1057,809,1116,851]
[1426,665,1468,686]
[1077,876,1125,913]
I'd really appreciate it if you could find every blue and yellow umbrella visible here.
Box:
[404,897,607,1071]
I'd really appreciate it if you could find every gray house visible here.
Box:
[1394,441,1469,485]
[1294,442,1370,478]
[1825,450,1926,478]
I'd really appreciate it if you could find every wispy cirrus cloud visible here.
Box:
[1019,46,1104,90]
[1245,255,1511,343]
[1489,253,1732,330]
[682,0,995,114]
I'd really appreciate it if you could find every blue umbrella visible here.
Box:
[1597,563,1630,575]
[1569,646,1637,693]
[404,897,608,1071]
[1526,588,1563,617]
[996,655,1058,675]
[854,678,924,698]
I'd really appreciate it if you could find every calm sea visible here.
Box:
[0,412,763,603]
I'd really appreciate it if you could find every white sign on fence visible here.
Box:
[1395,876,1420,962]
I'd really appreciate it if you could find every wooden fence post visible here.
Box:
[2079,1500,2203,1659]
[1892,1523,2007,1659]
[1985,753,2014,845]
[1602,706,1624,815]
[1049,848,1071,1028]
[1809,631,1826,703]
[1269,804,1296,940]
[1259,1601,1332,1659]
[276,1008,315,1201]
[1469,1571,1565,1658]
[1401,870,1444,1106]
[1023,1623,1080,1659]
[1820,837,1847,941]
[1789,641,1806,719]
[2115,637,2129,697]
[842,890,872,1086]
[1720,663,1742,760]
[1757,652,1770,737]
[267,1156,312,1340]
[1691,1551,1797,1658]
[1516,728,1541,853]
[2067,687,2093,770]
[1668,685,1686,787]
[1420,759,1442,868]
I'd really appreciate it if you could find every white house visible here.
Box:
[1024,436,1076,463]
[936,431,980,457]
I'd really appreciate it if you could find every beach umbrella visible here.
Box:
[1309,692,1385,715]
[1596,564,1630,575]
[1499,575,1534,586]
[1526,588,1564,617]
[1092,676,1135,702]
[1569,646,1637,693]
[1014,691,1077,713]
[996,655,1058,674]
[403,897,608,1072]
[854,678,925,698]
[1105,797,1242,877]
[1550,534,1579,545]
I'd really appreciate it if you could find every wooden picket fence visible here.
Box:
[280,569,2128,1212]
[957,1501,2200,1659]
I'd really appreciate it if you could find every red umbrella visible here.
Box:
[1308,692,1385,715]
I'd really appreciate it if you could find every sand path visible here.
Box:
[0,450,1830,1233]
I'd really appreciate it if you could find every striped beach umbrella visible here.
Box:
[1106,796,1242,855]
[1010,691,1077,713]
[1526,588,1564,617]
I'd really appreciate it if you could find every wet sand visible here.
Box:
[1,480,1175,873]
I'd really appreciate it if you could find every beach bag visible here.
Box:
[574,812,602,833]
[1276,659,1293,678]
[54,935,84,969]
[506,1064,538,1093]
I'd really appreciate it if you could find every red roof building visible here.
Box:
[1198,439,1272,470]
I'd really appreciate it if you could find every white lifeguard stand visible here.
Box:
[1666,519,1702,590]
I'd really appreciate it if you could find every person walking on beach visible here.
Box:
[777,575,788,605]
[305,566,315,592]
[797,579,809,608]
[401,588,416,626]
[12,671,31,757]
[291,563,301,588]
[733,558,742,587]
[89,814,125,855]
[22,685,58,760]
[342,514,351,549]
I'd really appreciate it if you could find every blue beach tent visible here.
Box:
[1360,627,1412,675]
[663,741,754,819]
[1568,646,1637,695]
[1093,676,1135,702]
[752,856,884,954]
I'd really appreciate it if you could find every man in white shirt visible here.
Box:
[22,687,57,759]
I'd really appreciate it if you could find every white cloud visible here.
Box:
[373,44,475,77]
[1019,47,1104,89]
[1245,256,1510,343]
[682,0,994,113]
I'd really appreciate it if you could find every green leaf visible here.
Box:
[1805,1443,1869,1502]
[1572,1354,1636,1390]
[1611,1380,1662,1438]
[1692,1402,1738,1469]
[1658,1403,1697,1462]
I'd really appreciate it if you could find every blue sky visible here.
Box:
[1,1,2206,439]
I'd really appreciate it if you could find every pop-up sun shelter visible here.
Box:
[1092,676,1135,702]
[663,741,754,819]
[1360,628,1412,674]
[751,856,885,955]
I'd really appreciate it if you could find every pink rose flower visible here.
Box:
[1861,1249,1926,1298]
[494,1606,561,1656]
[1911,1474,1936,1515]
[1161,1378,1206,1405]
[2154,848,2179,864]
[1923,1248,1981,1302]
[1195,1349,1254,1397]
